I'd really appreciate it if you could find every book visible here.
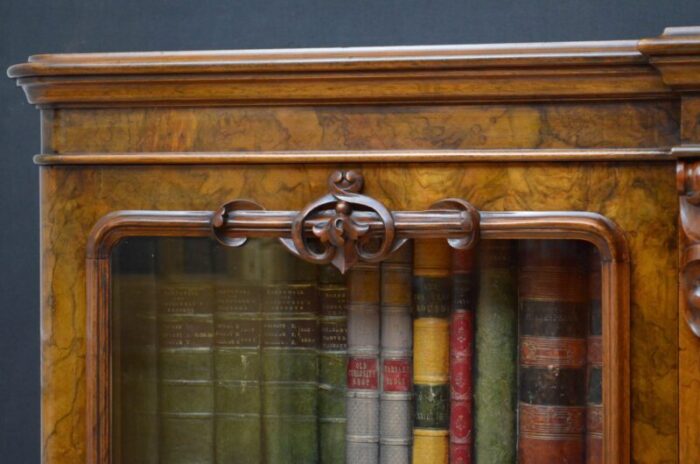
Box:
[412,239,451,464]
[113,238,159,464]
[318,264,349,464]
[473,240,517,463]
[157,238,216,464]
[517,240,588,464]
[449,248,476,464]
[260,241,320,464]
[346,261,381,464]
[586,247,603,464]
[213,240,263,464]
[379,244,413,464]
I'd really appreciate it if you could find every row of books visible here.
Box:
[112,236,601,464]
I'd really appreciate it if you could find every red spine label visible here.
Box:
[382,358,411,392]
[587,335,602,366]
[450,311,474,399]
[347,357,378,390]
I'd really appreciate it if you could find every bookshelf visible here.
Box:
[8,26,700,463]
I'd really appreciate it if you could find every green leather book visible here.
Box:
[213,240,263,464]
[318,264,348,464]
[474,240,517,463]
[261,241,319,464]
[157,238,215,464]
[113,238,158,464]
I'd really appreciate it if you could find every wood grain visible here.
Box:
[677,107,700,464]
[38,163,676,463]
[42,102,679,154]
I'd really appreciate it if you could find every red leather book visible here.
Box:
[449,249,477,464]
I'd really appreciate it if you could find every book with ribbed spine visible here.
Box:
[474,240,517,463]
[346,262,381,464]
[113,238,159,464]
[379,243,413,464]
[412,239,451,464]
[586,247,603,464]
[260,241,320,464]
[449,248,476,464]
[213,240,263,464]
[318,264,348,464]
[518,240,588,464]
[157,238,216,464]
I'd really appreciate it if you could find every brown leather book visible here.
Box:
[517,240,588,464]
[586,247,603,464]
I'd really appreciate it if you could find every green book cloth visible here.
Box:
[113,238,159,464]
[213,240,263,464]
[157,238,216,464]
[474,241,517,463]
[261,241,319,464]
[318,265,347,464]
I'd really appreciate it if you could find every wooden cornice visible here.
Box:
[6,35,681,106]
[639,26,700,91]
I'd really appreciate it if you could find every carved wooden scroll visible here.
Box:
[677,161,700,337]
[211,170,480,273]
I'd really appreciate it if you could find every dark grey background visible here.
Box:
[2,0,699,461]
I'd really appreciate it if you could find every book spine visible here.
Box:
[318,264,348,464]
[346,262,381,464]
[213,241,263,464]
[586,247,603,464]
[474,240,517,463]
[517,240,588,464]
[114,238,159,464]
[157,238,215,464]
[412,239,451,464]
[379,244,413,464]
[449,248,476,464]
[261,241,319,464]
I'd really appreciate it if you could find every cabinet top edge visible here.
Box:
[8,26,700,105]
[8,39,648,78]
[8,40,646,78]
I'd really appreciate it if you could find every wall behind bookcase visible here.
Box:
[1,0,700,461]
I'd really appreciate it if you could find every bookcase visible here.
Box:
[7,25,700,464]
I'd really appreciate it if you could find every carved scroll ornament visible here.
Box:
[677,161,700,337]
[211,170,479,273]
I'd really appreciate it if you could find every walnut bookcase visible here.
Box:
[8,25,700,464]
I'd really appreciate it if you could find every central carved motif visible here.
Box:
[211,170,479,273]
[287,170,396,272]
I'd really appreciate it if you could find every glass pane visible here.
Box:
[110,237,603,463]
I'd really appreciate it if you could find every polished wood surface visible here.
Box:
[40,163,673,463]
[40,102,678,153]
[33,148,675,165]
[7,39,671,106]
[8,26,700,463]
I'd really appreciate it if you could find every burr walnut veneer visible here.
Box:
[9,25,700,463]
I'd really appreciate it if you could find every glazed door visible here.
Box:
[87,168,630,464]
